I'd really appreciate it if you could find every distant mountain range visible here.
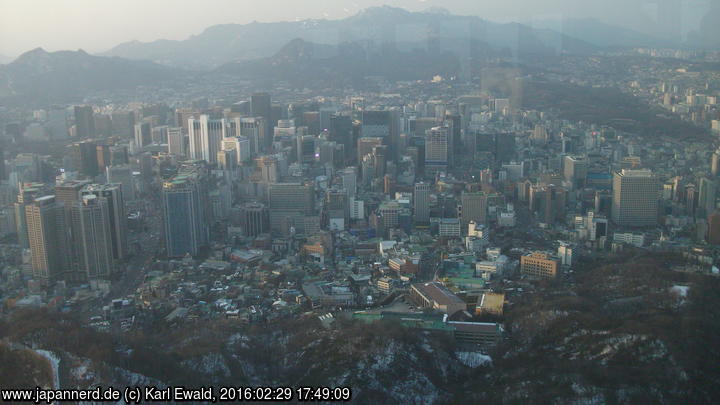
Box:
[214,37,493,86]
[0,54,13,64]
[528,17,674,48]
[0,48,179,104]
[103,6,599,70]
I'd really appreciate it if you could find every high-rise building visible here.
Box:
[251,93,272,150]
[46,107,68,140]
[699,177,717,216]
[239,202,269,237]
[708,212,720,245]
[111,110,135,138]
[239,117,265,155]
[167,127,185,157]
[188,115,227,164]
[256,156,279,183]
[70,194,113,280]
[267,183,314,234]
[162,168,208,257]
[106,165,136,201]
[611,169,659,227]
[461,192,487,228]
[70,141,99,178]
[14,183,50,248]
[338,167,357,197]
[109,146,129,165]
[530,184,567,225]
[425,126,449,173]
[373,145,388,179]
[222,136,251,163]
[711,148,720,177]
[81,184,127,261]
[96,143,112,171]
[296,135,316,164]
[357,137,384,166]
[74,106,95,138]
[414,182,431,223]
[563,156,587,189]
[26,195,69,284]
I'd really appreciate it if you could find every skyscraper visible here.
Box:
[712,148,720,177]
[167,127,185,157]
[134,122,152,148]
[106,165,136,201]
[26,195,69,284]
[256,156,279,183]
[14,183,50,248]
[425,126,449,173]
[251,93,272,150]
[70,141,99,177]
[240,202,269,237]
[357,137,383,168]
[699,177,717,216]
[414,182,431,224]
[81,184,128,261]
[612,169,659,227]
[70,194,113,280]
[188,115,227,164]
[74,106,95,138]
[222,136,251,163]
[162,170,208,258]
[338,167,357,198]
[461,192,488,228]
[267,183,314,234]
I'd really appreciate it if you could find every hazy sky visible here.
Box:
[0,0,714,57]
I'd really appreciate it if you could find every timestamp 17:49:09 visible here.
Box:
[217,386,352,402]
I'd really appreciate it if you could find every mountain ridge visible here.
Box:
[102,6,598,70]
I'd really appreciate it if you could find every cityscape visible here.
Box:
[1,1,720,404]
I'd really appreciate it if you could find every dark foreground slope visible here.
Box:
[2,254,718,404]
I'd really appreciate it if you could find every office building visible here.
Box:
[563,156,587,189]
[189,115,227,164]
[520,252,559,279]
[256,156,279,183]
[239,202,269,237]
[74,106,95,138]
[81,184,128,261]
[338,167,357,197]
[611,169,659,227]
[699,177,717,216]
[106,165,136,201]
[70,194,113,280]
[357,137,384,167]
[14,183,50,248]
[134,122,152,148]
[251,93,272,149]
[26,195,69,284]
[162,167,208,257]
[70,141,99,178]
[414,182,431,223]
[222,136,251,163]
[167,127,185,156]
[425,126,449,173]
[460,192,487,228]
[268,183,314,234]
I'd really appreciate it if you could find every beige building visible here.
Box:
[520,252,559,279]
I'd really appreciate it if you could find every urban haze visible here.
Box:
[0,1,719,404]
